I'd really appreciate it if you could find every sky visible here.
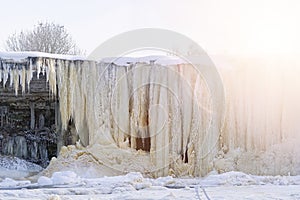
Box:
[0,0,300,56]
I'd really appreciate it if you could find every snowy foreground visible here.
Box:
[0,171,299,200]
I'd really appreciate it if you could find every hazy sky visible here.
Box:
[0,0,299,56]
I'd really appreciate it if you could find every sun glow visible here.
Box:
[236,0,300,56]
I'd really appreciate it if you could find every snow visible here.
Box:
[0,51,86,62]
[0,52,212,65]
[37,176,53,186]
[0,156,43,179]
[0,178,31,188]
[100,54,217,66]
[0,171,299,199]
[101,55,184,65]
[51,171,79,185]
[37,171,80,186]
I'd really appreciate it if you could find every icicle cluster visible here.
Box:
[48,57,300,176]
[0,57,57,96]
[0,61,29,95]
[56,60,219,177]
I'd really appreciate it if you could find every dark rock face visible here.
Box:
[0,127,57,167]
[0,72,57,168]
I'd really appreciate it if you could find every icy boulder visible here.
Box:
[38,171,80,186]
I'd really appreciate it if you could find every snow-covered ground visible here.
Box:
[0,170,299,199]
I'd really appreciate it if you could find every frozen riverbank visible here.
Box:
[0,170,299,199]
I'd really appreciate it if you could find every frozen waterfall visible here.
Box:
[0,52,299,177]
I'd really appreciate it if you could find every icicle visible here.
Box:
[9,65,13,88]
[19,68,22,87]
[56,60,62,86]
[26,59,33,92]
[21,66,26,94]
[113,66,130,147]
[56,59,66,130]
[68,61,75,119]
[3,63,9,88]
[13,67,19,96]
[0,67,2,84]
[42,59,46,76]
[74,62,85,142]
[36,58,41,79]
[46,59,50,83]
[48,58,57,96]
[80,62,97,145]
[58,60,70,130]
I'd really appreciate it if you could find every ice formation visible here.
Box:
[1,52,299,177]
[56,59,219,177]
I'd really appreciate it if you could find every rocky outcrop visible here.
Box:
[0,54,82,167]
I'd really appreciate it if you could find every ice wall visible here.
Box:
[56,60,217,177]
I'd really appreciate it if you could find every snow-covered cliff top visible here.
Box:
[101,55,185,65]
[101,55,215,66]
[0,51,215,66]
[0,51,86,62]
